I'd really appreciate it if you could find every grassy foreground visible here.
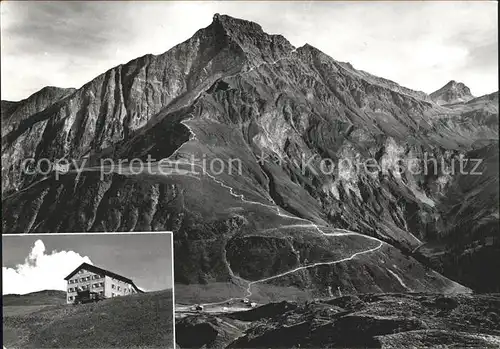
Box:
[3,289,174,348]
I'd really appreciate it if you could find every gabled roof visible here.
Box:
[64,262,144,293]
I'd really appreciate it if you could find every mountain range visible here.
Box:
[2,13,498,307]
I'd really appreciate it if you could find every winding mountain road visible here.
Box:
[170,119,387,305]
[242,240,384,298]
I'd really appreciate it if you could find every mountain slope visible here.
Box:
[417,142,500,292]
[2,14,498,297]
[3,290,66,306]
[2,86,76,194]
[3,289,174,349]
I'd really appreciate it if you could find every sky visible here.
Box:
[2,233,173,295]
[0,1,497,101]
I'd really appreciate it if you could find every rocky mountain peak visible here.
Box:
[430,80,474,105]
[204,13,295,65]
[444,80,469,91]
[212,13,264,35]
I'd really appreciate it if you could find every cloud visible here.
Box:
[2,239,92,295]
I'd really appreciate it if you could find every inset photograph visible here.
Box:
[2,232,175,349]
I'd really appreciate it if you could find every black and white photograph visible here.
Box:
[1,1,499,348]
[2,233,175,348]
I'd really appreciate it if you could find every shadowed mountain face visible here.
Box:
[1,14,498,295]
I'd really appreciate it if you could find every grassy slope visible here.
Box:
[174,228,470,307]
[3,289,174,349]
[3,290,66,306]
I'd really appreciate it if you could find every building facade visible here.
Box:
[65,262,142,304]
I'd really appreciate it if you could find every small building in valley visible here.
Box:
[64,262,143,304]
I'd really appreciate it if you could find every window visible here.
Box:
[99,291,104,296]
[111,284,115,289]
[112,293,116,297]
[68,296,73,301]
[117,286,121,291]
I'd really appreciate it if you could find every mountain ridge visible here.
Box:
[2,14,498,298]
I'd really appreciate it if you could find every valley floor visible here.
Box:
[175,292,500,348]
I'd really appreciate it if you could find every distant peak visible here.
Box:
[430,80,474,105]
[438,80,470,92]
